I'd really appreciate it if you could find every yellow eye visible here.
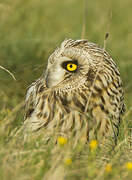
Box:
[67,63,77,71]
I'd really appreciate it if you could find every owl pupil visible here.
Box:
[70,64,73,68]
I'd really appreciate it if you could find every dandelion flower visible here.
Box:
[57,136,67,146]
[126,162,132,170]
[105,164,112,172]
[89,140,98,150]
[64,158,72,165]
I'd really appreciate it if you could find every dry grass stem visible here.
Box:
[0,65,16,81]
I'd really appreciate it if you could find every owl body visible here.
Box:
[24,39,125,144]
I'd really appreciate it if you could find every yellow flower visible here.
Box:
[105,164,112,172]
[64,158,72,165]
[57,136,67,146]
[126,162,132,170]
[89,140,98,150]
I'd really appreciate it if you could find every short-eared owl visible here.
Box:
[24,39,125,144]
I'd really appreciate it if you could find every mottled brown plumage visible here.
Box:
[24,39,125,145]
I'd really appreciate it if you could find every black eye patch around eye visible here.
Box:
[61,60,78,70]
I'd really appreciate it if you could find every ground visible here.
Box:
[0,0,132,179]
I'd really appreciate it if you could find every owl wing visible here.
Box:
[24,81,37,121]
[24,77,47,132]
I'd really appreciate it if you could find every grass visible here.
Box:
[0,0,132,179]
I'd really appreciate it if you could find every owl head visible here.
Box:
[44,39,107,91]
